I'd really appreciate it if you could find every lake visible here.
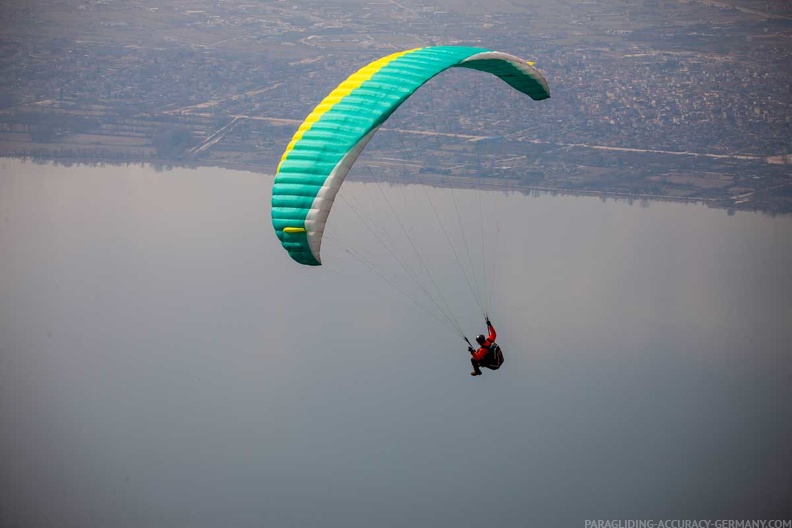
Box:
[1,158,791,527]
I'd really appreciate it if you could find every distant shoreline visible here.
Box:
[3,118,789,216]
[3,153,747,216]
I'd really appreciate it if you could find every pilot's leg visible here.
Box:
[470,358,483,376]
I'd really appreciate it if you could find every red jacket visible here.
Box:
[471,323,497,362]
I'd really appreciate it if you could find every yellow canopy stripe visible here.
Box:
[276,48,420,173]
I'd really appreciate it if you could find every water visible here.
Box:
[1,158,791,527]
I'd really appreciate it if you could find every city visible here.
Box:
[0,0,790,212]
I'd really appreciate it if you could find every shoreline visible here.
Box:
[2,153,746,215]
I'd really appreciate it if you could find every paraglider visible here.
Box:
[271,46,550,373]
[271,45,550,266]
[467,318,504,377]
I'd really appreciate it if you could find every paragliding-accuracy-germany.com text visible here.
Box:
[585,521,792,528]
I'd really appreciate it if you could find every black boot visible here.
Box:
[470,359,482,376]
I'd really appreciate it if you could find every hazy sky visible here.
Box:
[1,160,791,527]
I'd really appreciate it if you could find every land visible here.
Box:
[0,0,790,213]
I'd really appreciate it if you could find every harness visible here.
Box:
[481,341,505,370]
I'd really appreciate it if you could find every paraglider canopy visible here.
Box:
[271,46,550,266]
